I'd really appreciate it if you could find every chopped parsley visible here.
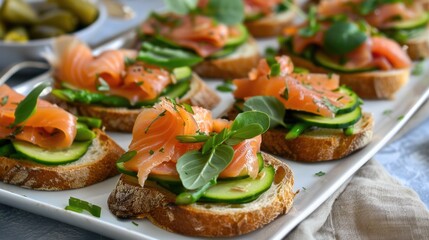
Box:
[412,61,424,76]
[315,171,326,177]
[397,115,404,121]
[149,149,155,155]
[1,95,8,106]
[132,221,139,226]
[382,109,393,116]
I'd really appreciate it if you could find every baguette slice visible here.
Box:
[261,113,373,162]
[193,38,260,79]
[245,10,296,38]
[280,49,410,99]
[48,74,220,132]
[405,28,429,60]
[108,152,296,237]
[0,129,124,190]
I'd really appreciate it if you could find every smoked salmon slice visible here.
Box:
[234,56,349,118]
[51,36,172,103]
[142,14,236,57]
[0,85,77,150]
[123,98,261,186]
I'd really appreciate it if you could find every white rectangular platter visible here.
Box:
[1,40,429,239]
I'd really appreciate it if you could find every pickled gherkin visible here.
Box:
[51,0,98,26]
[30,25,64,39]
[39,9,78,32]
[0,0,38,25]
[4,27,28,42]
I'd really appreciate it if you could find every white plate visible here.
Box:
[1,41,429,239]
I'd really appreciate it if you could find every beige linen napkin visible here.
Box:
[286,160,429,240]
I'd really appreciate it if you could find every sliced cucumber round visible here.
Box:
[292,107,362,129]
[385,13,429,30]
[172,66,192,81]
[313,50,377,73]
[225,24,248,47]
[12,140,91,165]
[116,161,137,177]
[335,86,361,114]
[200,165,274,203]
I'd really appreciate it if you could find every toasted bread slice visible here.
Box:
[261,113,373,162]
[280,50,410,99]
[0,129,124,190]
[245,10,296,38]
[48,74,220,132]
[405,28,429,60]
[193,38,260,79]
[107,152,296,237]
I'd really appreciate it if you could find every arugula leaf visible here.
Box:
[323,21,367,55]
[207,0,244,25]
[176,145,234,190]
[243,96,288,128]
[231,111,270,134]
[164,0,198,15]
[12,82,50,127]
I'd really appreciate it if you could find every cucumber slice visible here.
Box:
[172,66,192,81]
[209,46,238,59]
[386,13,429,30]
[12,140,91,165]
[292,107,362,129]
[116,161,137,177]
[225,24,248,47]
[335,86,360,114]
[200,165,275,203]
[314,50,377,73]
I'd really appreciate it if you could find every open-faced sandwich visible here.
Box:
[243,0,296,37]
[45,36,219,132]
[229,55,373,162]
[139,0,260,79]
[317,0,429,60]
[280,10,412,99]
[108,98,295,237]
[0,84,123,190]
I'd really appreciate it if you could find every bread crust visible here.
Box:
[245,10,296,38]
[107,153,296,237]
[261,113,373,162]
[0,129,124,190]
[280,51,410,99]
[193,38,260,79]
[48,74,220,132]
[405,30,429,60]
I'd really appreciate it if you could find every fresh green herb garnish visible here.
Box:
[397,115,404,121]
[298,6,320,37]
[293,67,309,74]
[132,221,139,226]
[11,82,50,128]
[116,150,137,163]
[315,171,326,177]
[96,76,110,91]
[302,187,307,191]
[164,0,198,15]
[243,96,288,128]
[382,109,393,116]
[1,95,8,106]
[206,0,244,25]
[175,111,270,203]
[216,80,234,92]
[149,149,155,155]
[163,0,244,25]
[323,21,367,55]
[145,110,167,134]
[412,60,424,76]
[65,197,101,218]
[125,57,136,67]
